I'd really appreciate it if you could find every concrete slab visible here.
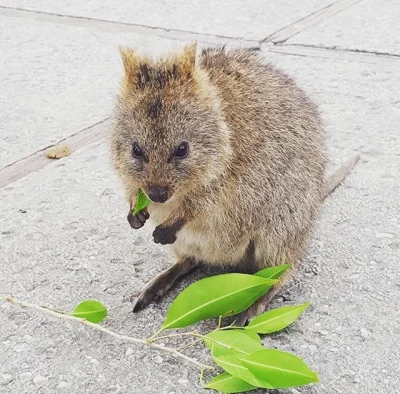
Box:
[0,0,333,41]
[0,15,182,169]
[1,51,399,393]
[287,0,400,55]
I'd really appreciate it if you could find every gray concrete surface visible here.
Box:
[0,0,332,40]
[0,14,180,168]
[1,1,399,394]
[288,0,400,55]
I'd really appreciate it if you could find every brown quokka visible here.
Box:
[109,43,359,325]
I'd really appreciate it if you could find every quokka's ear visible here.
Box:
[119,46,142,76]
[118,46,154,93]
[118,43,198,93]
[172,43,197,77]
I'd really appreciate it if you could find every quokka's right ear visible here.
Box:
[119,46,141,76]
[119,46,153,94]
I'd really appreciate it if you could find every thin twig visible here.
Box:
[146,327,165,343]
[176,339,203,352]
[1,296,214,371]
[199,367,207,388]
[216,315,223,330]
[148,331,199,343]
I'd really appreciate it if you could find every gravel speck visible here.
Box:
[1,374,13,385]
[57,381,68,389]
[33,375,48,387]
[19,372,32,382]
[360,328,371,339]
[375,232,395,238]
[125,347,133,356]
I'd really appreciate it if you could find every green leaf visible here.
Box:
[242,349,319,389]
[254,264,292,280]
[239,329,261,343]
[72,300,107,324]
[246,303,310,334]
[132,189,151,215]
[162,274,277,329]
[212,353,274,389]
[204,329,263,357]
[204,372,256,393]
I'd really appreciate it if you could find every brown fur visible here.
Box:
[109,43,355,322]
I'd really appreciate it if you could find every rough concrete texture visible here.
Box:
[288,0,400,55]
[0,0,332,40]
[0,15,182,168]
[1,1,399,394]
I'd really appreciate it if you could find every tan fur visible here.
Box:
[109,43,357,318]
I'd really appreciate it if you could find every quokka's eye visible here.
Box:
[132,142,143,158]
[174,142,189,159]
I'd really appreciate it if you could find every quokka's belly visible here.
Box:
[172,225,250,266]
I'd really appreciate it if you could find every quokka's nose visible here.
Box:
[147,185,169,203]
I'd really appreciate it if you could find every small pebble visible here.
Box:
[1,374,13,385]
[153,355,163,364]
[132,236,143,246]
[292,389,301,394]
[19,372,32,382]
[104,384,121,393]
[309,345,317,352]
[73,232,87,243]
[14,344,26,353]
[58,381,68,389]
[125,347,134,356]
[178,379,188,384]
[33,375,48,387]
[360,328,371,339]
[376,232,395,238]
[320,330,329,335]
[354,377,361,383]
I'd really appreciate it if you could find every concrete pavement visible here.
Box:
[1,1,399,393]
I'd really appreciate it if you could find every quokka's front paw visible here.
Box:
[152,219,184,245]
[127,208,149,229]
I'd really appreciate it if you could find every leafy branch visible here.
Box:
[0,296,214,371]
[1,264,319,393]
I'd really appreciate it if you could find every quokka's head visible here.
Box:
[110,43,231,204]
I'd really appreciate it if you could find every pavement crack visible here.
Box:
[263,0,365,44]
[0,118,110,189]
[266,43,400,65]
[0,5,259,47]
[282,43,400,58]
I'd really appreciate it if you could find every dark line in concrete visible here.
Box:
[264,0,364,44]
[285,43,400,58]
[0,118,111,189]
[0,5,259,47]
[266,44,400,65]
